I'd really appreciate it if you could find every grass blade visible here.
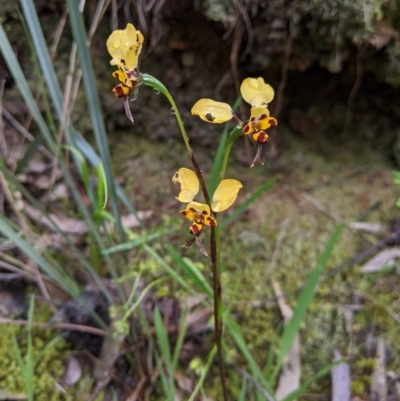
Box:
[188,345,217,401]
[0,216,80,296]
[281,360,340,401]
[208,95,242,194]
[154,306,175,397]
[166,245,213,297]
[102,228,176,255]
[66,0,124,242]
[225,313,276,399]
[272,225,343,382]
[238,375,248,401]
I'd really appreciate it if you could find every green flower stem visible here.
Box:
[143,73,228,400]
[190,153,210,204]
[141,74,192,156]
[208,124,243,400]
[220,125,243,180]
[210,224,228,400]
[141,75,208,204]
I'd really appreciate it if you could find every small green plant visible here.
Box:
[106,22,280,399]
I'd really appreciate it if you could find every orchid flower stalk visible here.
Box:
[107,23,278,401]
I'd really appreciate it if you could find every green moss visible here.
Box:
[0,303,103,400]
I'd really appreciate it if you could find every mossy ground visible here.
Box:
[2,119,398,399]
[109,122,400,398]
[0,303,103,401]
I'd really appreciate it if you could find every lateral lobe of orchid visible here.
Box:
[172,168,200,202]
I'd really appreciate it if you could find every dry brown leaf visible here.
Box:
[24,202,151,235]
[48,183,70,201]
[348,222,386,235]
[360,248,400,273]
[18,170,62,190]
[59,356,82,387]
[331,349,350,401]
[272,279,301,400]
[174,371,194,394]
[123,211,152,227]
[34,233,81,250]
[0,389,27,400]
[184,294,207,310]
[186,307,212,335]
[371,338,387,401]
[24,202,87,235]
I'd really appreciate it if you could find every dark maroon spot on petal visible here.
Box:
[243,125,250,134]
[113,85,127,98]
[256,131,268,143]
[210,219,216,226]
[269,118,277,126]
[181,211,187,216]
[189,208,196,212]
[205,113,215,122]
[190,224,201,235]
[202,210,208,215]
[251,117,255,122]
[260,114,268,120]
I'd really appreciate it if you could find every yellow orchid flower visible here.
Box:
[172,168,242,236]
[106,23,144,123]
[191,77,278,166]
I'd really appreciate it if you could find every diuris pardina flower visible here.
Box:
[191,77,278,167]
[172,168,242,255]
[106,23,144,123]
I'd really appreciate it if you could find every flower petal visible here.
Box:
[189,222,204,235]
[172,168,200,202]
[250,107,278,130]
[112,68,133,87]
[252,131,269,143]
[250,106,270,124]
[243,108,277,135]
[180,201,212,220]
[191,99,233,124]
[211,179,242,212]
[113,84,130,98]
[125,31,144,71]
[240,77,275,107]
[106,23,144,71]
